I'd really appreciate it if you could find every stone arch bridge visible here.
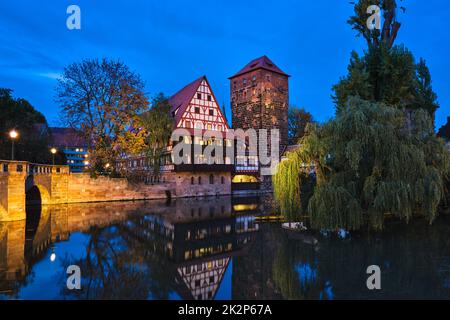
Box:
[0,160,70,221]
[0,160,178,222]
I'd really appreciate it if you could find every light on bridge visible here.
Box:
[9,129,18,139]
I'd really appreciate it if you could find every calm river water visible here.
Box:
[0,195,449,300]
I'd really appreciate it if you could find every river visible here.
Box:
[0,195,449,299]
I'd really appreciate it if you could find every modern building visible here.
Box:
[49,127,89,173]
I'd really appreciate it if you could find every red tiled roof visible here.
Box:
[50,127,87,147]
[168,76,205,125]
[229,55,289,79]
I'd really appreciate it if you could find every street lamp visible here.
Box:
[50,147,57,165]
[9,130,18,161]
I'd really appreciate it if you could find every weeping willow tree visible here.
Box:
[274,0,449,230]
[274,97,450,230]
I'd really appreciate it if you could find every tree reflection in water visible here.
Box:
[0,197,449,300]
[269,217,450,299]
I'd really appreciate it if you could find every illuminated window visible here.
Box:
[194,136,202,145]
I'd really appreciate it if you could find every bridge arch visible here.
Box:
[25,177,51,206]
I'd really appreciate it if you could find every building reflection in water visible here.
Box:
[0,196,261,300]
[1,195,450,300]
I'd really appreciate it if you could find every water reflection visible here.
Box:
[0,196,449,300]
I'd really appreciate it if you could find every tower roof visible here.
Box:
[229,55,289,79]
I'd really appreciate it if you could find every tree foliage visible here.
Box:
[138,93,173,176]
[56,58,148,173]
[0,89,65,164]
[348,0,402,50]
[334,0,439,117]
[288,106,314,145]
[274,97,450,230]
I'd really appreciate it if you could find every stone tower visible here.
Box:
[229,56,289,191]
[229,56,289,153]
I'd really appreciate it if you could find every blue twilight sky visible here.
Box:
[0,0,449,129]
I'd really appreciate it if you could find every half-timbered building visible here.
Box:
[119,75,233,198]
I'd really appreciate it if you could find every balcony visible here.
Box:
[174,163,234,173]
[234,165,259,173]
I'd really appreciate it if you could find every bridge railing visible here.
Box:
[0,160,69,175]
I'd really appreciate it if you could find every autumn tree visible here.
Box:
[288,106,314,145]
[56,58,148,174]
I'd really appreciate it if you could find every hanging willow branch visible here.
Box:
[274,97,450,230]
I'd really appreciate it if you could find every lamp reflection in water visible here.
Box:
[50,245,56,262]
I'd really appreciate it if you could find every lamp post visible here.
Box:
[50,147,57,165]
[9,130,18,161]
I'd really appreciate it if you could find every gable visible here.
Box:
[176,78,229,133]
